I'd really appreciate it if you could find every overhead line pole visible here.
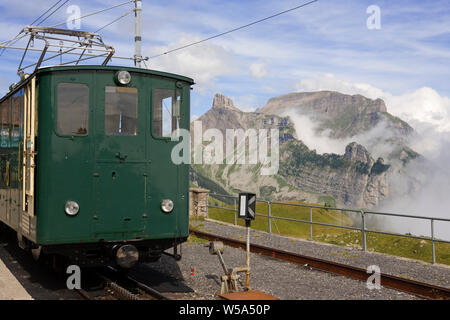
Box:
[134,0,142,68]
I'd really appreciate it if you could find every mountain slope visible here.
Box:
[190,93,406,208]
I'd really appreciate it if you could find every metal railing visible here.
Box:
[205,193,450,264]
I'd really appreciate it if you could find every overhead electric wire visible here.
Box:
[31,0,65,26]
[49,0,134,29]
[149,0,319,59]
[0,34,27,46]
[0,0,69,56]
[0,0,139,72]
[1,0,132,65]
[95,10,134,33]
[35,0,70,26]
[1,0,317,68]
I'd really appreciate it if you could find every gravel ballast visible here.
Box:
[144,239,417,300]
[137,219,434,300]
[190,219,450,290]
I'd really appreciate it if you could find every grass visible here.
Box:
[206,198,450,266]
[186,234,209,245]
[208,200,355,242]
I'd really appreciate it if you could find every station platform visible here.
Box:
[0,257,33,300]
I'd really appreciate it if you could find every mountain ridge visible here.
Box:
[190,91,420,209]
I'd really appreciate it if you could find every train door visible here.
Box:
[146,81,184,236]
[50,73,93,241]
[20,77,36,238]
[93,72,147,238]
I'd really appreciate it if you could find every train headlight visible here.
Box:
[65,201,79,216]
[115,245,139,269]
[161,199,174,213]
[115,71,131,85]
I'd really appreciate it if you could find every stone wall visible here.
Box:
[189,188,210,219]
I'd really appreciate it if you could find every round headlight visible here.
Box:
[115,71,131,85]
[161,199,174,213]
[65,201,79,216]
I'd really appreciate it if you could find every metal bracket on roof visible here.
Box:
[15,26,116,75]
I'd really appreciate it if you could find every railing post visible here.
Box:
[309,207,313,241]
[431,219,436,264]
[361,210,367,252]
[268,201,272,234]
[206,194,209,219]
[234,198,237,226]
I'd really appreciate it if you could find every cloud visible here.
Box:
[147,34,238,90]
[286,113,348,154]
[388,88,450,134]
[285,111,396,159]
[295,73,387,101]
[249,62,267,79]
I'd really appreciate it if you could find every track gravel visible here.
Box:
[191,219,450,290]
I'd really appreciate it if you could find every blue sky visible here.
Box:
[0,0,449,127]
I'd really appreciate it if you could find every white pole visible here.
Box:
[245,222,251,289]
[134,0,142,68]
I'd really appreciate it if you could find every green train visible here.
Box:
[0,66,194,268]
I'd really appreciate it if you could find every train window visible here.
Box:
[57,83,89,135]
[153,89,181,137]
[105,86,138,136]
[0,98,11,147]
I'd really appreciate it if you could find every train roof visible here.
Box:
[37,65,195,84]
[1,65,195,103]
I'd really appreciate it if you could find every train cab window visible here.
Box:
[105,86,138,136]
[57,83,89,135]
[0,98,11,147]
[153,89,181,137]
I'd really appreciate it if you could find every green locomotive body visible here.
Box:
[0,66,194,268]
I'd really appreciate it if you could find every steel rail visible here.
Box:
[104,266,172,300]
[75,267,172,300]
[75,288,95,300]
[190,229,450,300]
[127,275,173,300]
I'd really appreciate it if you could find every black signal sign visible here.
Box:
[238,193,256,221]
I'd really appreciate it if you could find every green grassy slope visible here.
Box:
[205,197,450,265]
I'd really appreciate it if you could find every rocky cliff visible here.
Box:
[259,91,413,139]
[278,140,390,208]
[189,92,411,208]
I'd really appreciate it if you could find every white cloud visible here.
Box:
[286,113,347,154]
[285,111,396,158]
[295,73,386,100]
[249,62,267,79]
[147,34,238,90]
[191,115,199,122]
[388,88,450,134]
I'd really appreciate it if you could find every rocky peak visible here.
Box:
[344,142,374,165]
[212,93,240,111]
[259,91,405,139]
[262,91,387,116]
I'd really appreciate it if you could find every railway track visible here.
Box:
[76,267,172,301]
[190,229,450,300]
